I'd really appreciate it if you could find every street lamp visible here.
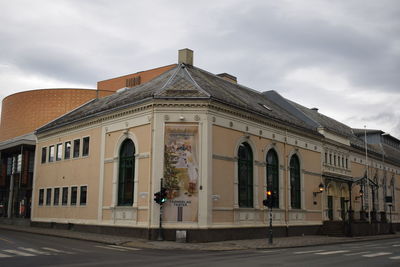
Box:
[355,188,365,220]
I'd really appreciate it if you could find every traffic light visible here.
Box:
[154,188,168,205]
[263,190,273,208]
[160,187,167,204]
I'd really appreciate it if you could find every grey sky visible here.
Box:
[1,0,399,138]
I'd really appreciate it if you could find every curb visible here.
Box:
[0,225,124,246]
[0,224,398,251]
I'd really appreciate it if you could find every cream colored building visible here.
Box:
[32,49,400,241]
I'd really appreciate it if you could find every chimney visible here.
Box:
[311,107,319,112]
[178,48,193,65]
[217,73,237,84]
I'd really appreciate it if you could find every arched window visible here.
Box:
[266,149,279,208]
[238,142,253,207]
[118,139,135,206]
[290,154,301,209]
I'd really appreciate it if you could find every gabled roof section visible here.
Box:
[36,66,179,133]
[154,64,210,98]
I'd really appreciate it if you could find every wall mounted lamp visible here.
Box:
[355,189,363,200]
[313,183,325,197]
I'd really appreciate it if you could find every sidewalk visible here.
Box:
[0,223,399,251]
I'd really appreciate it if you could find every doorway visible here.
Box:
[328,196,333,221]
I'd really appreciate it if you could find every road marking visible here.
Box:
[363,252,392,258]
[294,249,325,254]
[393,244,400,247]
[360,244,383,248]
[344,251,370,256]
[41,247,75,254]
[257,249,286,253]
[0,252,13,258]
[109,245,141,251]
[3,249,35,256]
[389,256,400,260]
[19,247,51,255]
[0,237,14,244]
[315,250,349,255]
[95,245,127,251]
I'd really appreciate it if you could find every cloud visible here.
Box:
[0,0,399,138]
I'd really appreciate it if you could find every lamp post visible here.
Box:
[364,126,371,224]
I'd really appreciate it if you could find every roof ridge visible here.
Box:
[154,64,210,99]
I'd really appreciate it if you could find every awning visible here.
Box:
[322,173,354,183]
[323,172,378,187]
[0,132,36,150]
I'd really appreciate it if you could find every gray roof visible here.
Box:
[352,128,383,135]
[289,101,355,138]
[37,64,317,135]
[261,91,392,157]
[0,132,36,150]
[262,90,357,138]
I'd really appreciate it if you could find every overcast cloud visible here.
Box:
[0,0,399,138]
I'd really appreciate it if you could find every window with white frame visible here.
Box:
[56,143,63,161]
[82,137,90,157]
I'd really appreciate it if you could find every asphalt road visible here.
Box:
[1,229,400,267]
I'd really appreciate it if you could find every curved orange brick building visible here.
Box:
[0,89,114,142]
[0,65,174,219]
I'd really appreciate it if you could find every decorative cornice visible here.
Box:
[302,170,322,177]
[38,103,155,139]
[208,101,322,141]
[212,154,236,162]
[255,160,266,167]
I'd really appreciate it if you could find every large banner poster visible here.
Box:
[163,124,199,223]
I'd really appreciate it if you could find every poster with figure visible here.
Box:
[163,124,199,223]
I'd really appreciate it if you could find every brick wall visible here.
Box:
[0,89,114,142]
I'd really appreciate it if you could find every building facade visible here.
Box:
[30,49,400,241]
[0,88,115,219]
[0,64,176,220]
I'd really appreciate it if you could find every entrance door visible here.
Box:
[340,197,346,221]
[328,196,333,220]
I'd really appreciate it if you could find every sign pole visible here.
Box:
[157,178,164,241]
[269,205,273,244]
